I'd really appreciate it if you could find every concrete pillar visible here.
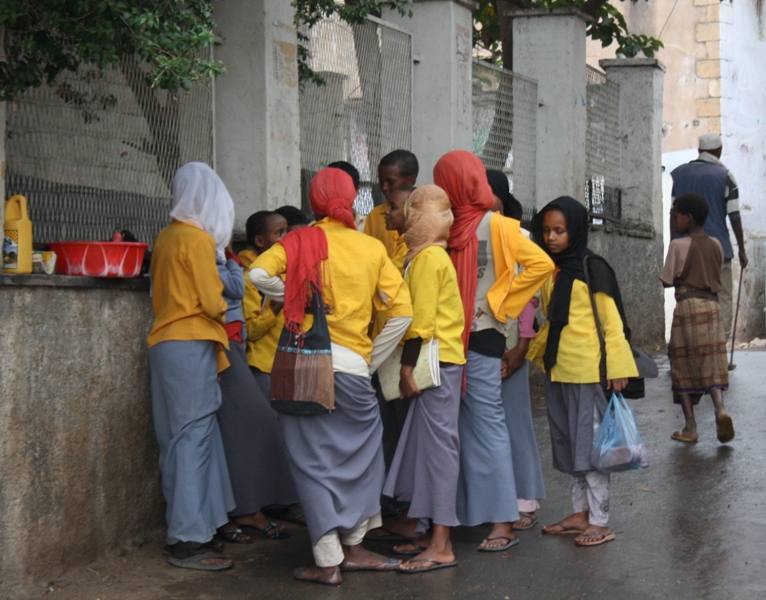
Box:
[384,0,476,184]
[507,8,589,207]
[213,0,301,231]
[600,58,666,235]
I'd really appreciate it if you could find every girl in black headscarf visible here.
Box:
[526,196,637,547]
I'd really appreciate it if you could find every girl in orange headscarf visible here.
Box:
[433,151,554,552]
[249,168,413,586]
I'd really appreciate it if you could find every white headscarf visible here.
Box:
[170,162,234,260]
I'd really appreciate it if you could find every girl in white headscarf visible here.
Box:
[147,162,236,571]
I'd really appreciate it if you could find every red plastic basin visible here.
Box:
[49,241,149,278]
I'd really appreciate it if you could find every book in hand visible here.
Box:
[377,338,441,401]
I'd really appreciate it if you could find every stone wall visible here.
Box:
[0,277,163,598]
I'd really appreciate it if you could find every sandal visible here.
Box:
[512,512,539,530]
[239,521,290,540]
[478,536,519,552]
[574,530,615,547]
[716,412,735,443]
[671,430,698,443]
[398,557,458,574]
[392,541,429,556]
[215,527,254,544]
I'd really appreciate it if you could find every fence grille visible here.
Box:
[299,16,412,216]
[5,54,214,245]
[472,60,537,221]
[585,65,621,224]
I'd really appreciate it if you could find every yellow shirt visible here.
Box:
[239,249,282,374]
[364,203,408,273]
[253,218,413,363]
[527,276,638,383]
[147,221,229,370]
[404,246,466,365]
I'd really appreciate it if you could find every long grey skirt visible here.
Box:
[279,372,385,546]
[457,351,519,526]
[149,340,235,545]
[502,360,546,501]
[250,366,271,399]
[383,364,463,532]
[217,342,298,516]
[544,373,607,474]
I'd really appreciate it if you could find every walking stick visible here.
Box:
[728,264,745,370]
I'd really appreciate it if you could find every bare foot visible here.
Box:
[341,544,400,571]
[574,525,615,546]
[293,565,342,585]
[542,512,588,535]
[478,522,516,550]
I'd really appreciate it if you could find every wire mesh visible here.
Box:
[5,52,214,245]
[472,60,537,220]
[298,16,412,216]
[585,65,621,224]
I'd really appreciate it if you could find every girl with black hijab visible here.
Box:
[527,196,637,547]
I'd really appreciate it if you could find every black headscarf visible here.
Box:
[486,169,523,221]
[530,196,630,371]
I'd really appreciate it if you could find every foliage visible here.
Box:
[0,1,223,101]
[292,0,413,86]
[473,0,664,66]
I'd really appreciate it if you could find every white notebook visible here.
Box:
[378,338,441,401]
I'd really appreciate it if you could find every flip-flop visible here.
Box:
[339,557,400,572]
[541,523,585,536]
[167,552,233,571]
[671,430,698,443]
[716,413,735,443]
[574,531,616,547]
[478,536,520,552]
[392,542,429,556]
[512,512,539,530]
[364,526,421,542]
[238,522,290,540]
[398,557,458,574]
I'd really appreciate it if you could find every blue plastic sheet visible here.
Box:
[590,393,650,473]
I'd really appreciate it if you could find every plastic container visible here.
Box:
[3,195,33,274]
[49,241,149,278]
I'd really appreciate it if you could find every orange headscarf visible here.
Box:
[403,185,453,266]
[433,150,494,353]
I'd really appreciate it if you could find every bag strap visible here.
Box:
[582,255,608,383]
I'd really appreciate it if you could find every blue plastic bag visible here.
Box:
[590,393,650,473]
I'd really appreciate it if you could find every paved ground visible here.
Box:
[44,351,766,599]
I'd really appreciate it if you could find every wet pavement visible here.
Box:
[50,351,766,599]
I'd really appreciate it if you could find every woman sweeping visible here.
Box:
[433,151,554,552]
[250,168,413,586]
[527,196,637,547]
[147,162,236,570]
[381,185,465,573]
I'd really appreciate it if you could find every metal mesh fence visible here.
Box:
[299,15,412,216]
[585,65,621,224]
[5,53,214,245]
[472,60,537,221]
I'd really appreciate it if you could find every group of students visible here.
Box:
[146,148,733,583]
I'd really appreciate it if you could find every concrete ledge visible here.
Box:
[504,7,593,22]
[1,273,150,291]
[600,58,667,73]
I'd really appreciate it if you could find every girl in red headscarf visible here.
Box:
[249,168,413,586]
[433,151,554,553]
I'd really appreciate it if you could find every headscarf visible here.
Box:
[170,162,234,260]
[308,168,357,230]
[433,150,494,353]
[486,169,524,221]
[403,185,453,266]
[280,168,356,333]
[530,196,630,371]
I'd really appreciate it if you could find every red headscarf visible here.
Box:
[281,168,357,333]
[309,168,357,230]
[433,150,495,353]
